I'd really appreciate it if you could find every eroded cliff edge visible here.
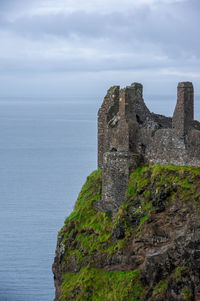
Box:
[53,165,200,301]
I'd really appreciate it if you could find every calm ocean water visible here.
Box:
[0,97,99,301]
[0,94,199,301]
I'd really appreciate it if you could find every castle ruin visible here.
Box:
[96,82,200,214]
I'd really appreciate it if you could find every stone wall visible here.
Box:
[97,81,200,213]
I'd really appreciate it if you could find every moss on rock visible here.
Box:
[61,267,142,301]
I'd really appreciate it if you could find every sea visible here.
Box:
[0,94,199,301]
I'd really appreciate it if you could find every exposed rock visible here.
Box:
[112,223,125,239]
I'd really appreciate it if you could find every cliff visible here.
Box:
[53,164,200,301]
[53,81,200,300]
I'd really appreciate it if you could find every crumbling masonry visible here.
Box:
[96,82,200,214]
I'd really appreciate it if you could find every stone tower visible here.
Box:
[172,82,194,137]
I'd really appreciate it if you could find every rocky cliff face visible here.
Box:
[53,165,200,301]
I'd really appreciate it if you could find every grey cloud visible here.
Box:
[0,0,42,10]
[0,48,199,75]
[2,11,115,38]
[0,54,172,74]
[0,0,200,97]
[0,0,35,14]
[0,0,21,11]
[1,0,200,59]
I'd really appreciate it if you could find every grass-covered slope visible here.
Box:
[53,165,200,301]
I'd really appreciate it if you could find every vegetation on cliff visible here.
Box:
[53,165,200,301]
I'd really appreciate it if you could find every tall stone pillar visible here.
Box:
[117,83,144,152]
[119,83,143,122]
[172,82,194,136]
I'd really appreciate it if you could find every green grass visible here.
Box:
[127,164,200,209]
[152,280,168,298]
[182,288,193,300]
[57,165,200,300]
[61,266,143,301]
[60,169,114,262]
[108,86,117,93]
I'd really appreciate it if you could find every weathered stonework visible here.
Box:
[98,86,120,168]
[94,152,143,214]
[98,82,200,214]
[172,82,194,137]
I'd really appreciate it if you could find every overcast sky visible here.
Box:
[0,0,200,100]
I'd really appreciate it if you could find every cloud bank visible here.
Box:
[0,0,199,100]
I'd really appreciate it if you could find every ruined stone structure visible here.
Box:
[97,82,200,214]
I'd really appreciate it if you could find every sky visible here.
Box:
[0,0,200,98]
